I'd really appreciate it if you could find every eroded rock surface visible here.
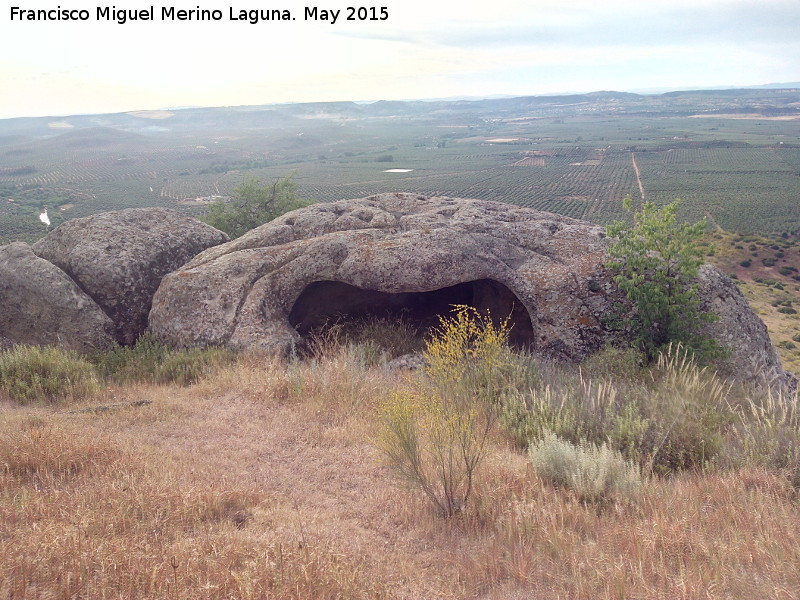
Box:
[0,242,115,352]
[33,208,228,345]
[149,193,793,390]
[697,265,796,390]
[149,193,619,359]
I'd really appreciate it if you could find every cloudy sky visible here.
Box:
[1,0,798,119]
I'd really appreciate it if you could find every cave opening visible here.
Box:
[288,279,535,349]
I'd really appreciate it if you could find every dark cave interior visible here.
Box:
[288,279,535,347]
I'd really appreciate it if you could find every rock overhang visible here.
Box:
[147,192,795,392]
[149,193,615,358]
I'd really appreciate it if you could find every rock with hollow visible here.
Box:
[148,193,794,390]
[149,193,619,358]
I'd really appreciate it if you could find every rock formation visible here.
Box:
[0,208,227,351]
[149,193,793,390]
[33,208,229,345]
[0,242,115,352]
[696,265,792,389]
[149,193,619,357]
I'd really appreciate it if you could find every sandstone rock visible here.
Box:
[33,208,228,345]
[0,242,115,352]
[148,193,792,391]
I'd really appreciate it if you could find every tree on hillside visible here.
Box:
[203,174,309,238]
[606,195,718,362]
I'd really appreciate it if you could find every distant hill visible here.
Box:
[2,87,799,138]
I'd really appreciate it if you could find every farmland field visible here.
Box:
[1,90,800,244]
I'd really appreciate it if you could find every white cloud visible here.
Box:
[1,0,798,118]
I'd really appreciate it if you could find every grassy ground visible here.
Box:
[3,344,800,599]
[706,231,800,377]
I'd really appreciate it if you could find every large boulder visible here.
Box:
[33,208,228,345]
[149,193,620,358]
[697,265,795,390]
[0,242,115,352]
[149,193,794,390]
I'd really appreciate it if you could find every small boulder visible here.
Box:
[33,208,228,345]
[0,242,115,352]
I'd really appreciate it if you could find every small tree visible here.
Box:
[203,174,309,238]
[606,196,716,362]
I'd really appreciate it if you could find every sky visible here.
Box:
[1,0,799,119]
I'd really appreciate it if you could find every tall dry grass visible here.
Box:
[2,333,800,598]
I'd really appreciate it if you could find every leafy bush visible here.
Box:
[528,431,642,504]
[203,174,310,238]
[0,345,98,404]
[606,196,717,362]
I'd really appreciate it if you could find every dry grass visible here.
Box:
[3,346,800,599]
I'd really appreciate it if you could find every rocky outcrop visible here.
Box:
[149,193,620,358]
[0,242,115,352]
[33,208,229,345]
[149,193,793,391]
[696,265,796,391]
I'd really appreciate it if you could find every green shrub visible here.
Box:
[500,345,733,475]
[154,348,233,386]
[0,345,98,404]
[606,196,715,362]
[528,431,642,504]
[203,174,310,239]
[740,259,752,268]
[91,334,233,386]
[777,307,797,315]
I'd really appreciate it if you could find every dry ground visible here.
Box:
[3,350,800,599]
